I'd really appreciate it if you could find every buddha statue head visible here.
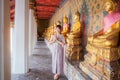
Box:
[53,23,56,28]
[57,20,61,25]
[104,0,117,13]
[63,15,68,24]
[74,11,80,22]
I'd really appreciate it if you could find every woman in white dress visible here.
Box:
[49,25,65,80]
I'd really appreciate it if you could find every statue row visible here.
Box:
[44,0,120,79]
[44,10,82,61]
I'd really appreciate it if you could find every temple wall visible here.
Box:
[49,0,120,79]
[49,0,120,45]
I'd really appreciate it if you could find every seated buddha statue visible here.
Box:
[88,0,120,48]
[56,20,61,26]
[45,25,55,40]
[61,15,70,39]
[84,0,120,79]
[80,0,120,80]
[66,11,82,61]
[49,25,55,40]
[67,11,82,38]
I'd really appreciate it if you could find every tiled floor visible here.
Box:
[12,41,68,80]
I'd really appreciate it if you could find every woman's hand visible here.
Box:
[56,39,65,47]
[61,43,65,47]
[49,42,53,45]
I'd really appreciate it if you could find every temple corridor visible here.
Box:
[1,0,120,80]
[12,41,68,80]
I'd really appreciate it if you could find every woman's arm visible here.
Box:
[56,39,65,47]
[49,35,56,44]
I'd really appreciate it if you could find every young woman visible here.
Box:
[49,25,65,80]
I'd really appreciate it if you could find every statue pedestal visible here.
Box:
[66,37,82,61]
[66,46,82,60]
[79,44,120,80]
[64,58,91,80]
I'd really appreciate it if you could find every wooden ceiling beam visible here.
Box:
[38,16,51,18]
[10,0,15,8]
[10,14,14,18]
[10,13,14,16]
[38,16,50,18]
[10,5,15,10]
[10,9,15,14]
[37,14,52,17]
[37,12,53,15]
[38,17,50,19]
[37,16,51,18]
[37,10,55,13]
[36,3,59,8]
[38,15,51,17]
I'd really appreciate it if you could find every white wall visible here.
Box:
[0,0,11,80]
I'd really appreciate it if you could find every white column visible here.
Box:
[32,12,37,48]
[29,9,37,56]
[33,16,37,47]
[29,9,34,56]
[13,0,29,74]
[0,0,11,80]
[34,21,37,43]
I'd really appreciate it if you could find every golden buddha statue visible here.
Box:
[87,0,120,63]
[79,0,120,79]
[67,11,82,38]
[66,11,82,61]
[44,25,55,40]
[88,0,120,48]
[48,25,55,40]
[61,15,70,39]
[56,20,61,26]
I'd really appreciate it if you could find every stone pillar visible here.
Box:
[29,9,37,56]
[29,9,34,56]
[0,0,11,80]
[13,0,29,74]
[32,14,37,48]
[35,21,37,43]
[33,17,37,46]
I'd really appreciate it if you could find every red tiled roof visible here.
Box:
[10,0,15,21]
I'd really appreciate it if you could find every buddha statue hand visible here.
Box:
[66,33,70,36]
[69,32,74,35]
[88,34,93,37]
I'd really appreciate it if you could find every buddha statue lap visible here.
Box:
[80,0,120,79]
[66,11,82,61]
